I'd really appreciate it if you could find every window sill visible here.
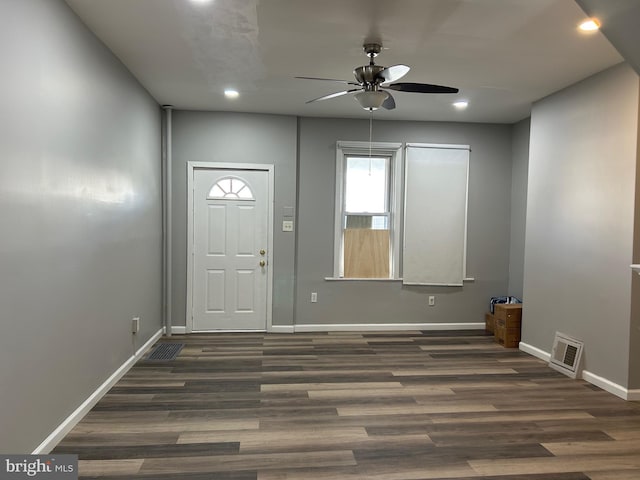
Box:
[325,277,475,282]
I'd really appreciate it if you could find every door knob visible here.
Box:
[260,249,266,255]
[259,260,266,267]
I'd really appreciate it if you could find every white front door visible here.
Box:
[192,168,270,331]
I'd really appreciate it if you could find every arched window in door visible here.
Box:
[208,177,254,200]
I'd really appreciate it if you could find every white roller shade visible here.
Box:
[403,144,469,286]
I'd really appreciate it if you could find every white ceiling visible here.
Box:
[64,0,623,123]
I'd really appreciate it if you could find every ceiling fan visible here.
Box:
[297,43,459,111]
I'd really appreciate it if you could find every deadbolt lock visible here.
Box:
[259,249,266,255]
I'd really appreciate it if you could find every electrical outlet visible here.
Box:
[311,292,318,303]
[132,317,140,334]
[428,296,435,306]
[282,220,294,232]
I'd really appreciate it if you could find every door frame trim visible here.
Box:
[186,162,275,333]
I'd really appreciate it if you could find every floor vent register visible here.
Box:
[147,343,184,361]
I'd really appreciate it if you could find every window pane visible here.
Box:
[218,178,231,193]
[345,157,388,213]
[237,187,253,199]
[371,215,388,230]
[210,185,225,198]
[345,214,389,230]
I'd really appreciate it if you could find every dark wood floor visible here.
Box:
[54,330,640,479]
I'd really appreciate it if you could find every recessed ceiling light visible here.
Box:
[224,89,239,99]
[579,18,601,32]
[453,101,468,110]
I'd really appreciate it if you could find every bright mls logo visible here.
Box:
[0,455,77,479]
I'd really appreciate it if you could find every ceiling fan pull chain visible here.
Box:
[368,112,373,175]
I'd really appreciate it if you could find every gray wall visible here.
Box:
[295,117,513,325]
[523,63,639,387]
[0,0,162,452]
[508,118,530,300]
[629,79,640,390]
[170,111,297,327]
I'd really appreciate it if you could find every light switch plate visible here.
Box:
[282,220,294,232]
[132,317,140,333]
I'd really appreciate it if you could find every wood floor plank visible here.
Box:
[542,439,640,456]
[391,367,519,376]
[55,432,180,447]
[78,459,143,476]
[177,427,369,446]
[81,473,256,480]
[307,386,455,399]
[337,403,498,416]
[55,442,240,460]
[586,471,640,480]
[429,410,595,424]
[138,451,357,475]
[261,381,404,392]
[604,428,640,440]
[469,454,640,475]
[71,418,259,434]
[432,429,614,447]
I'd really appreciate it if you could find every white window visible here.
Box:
[334,142,403,278]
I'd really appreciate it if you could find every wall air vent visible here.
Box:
[549,332,584,379]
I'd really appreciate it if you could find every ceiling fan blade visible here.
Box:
[387,82,458,94]
[296,76,359,86]
[379,65,410,83]
[306,88,361,104]
[381,92,396,110]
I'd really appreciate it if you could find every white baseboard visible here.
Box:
[293,323,484,332]
[169,324,482,334]
[581,370,629,400]
[269,325,295,333]
[170,324,480,334]
[32,329,163,454]
[519,341,551,362]
[165,325,187,334]
[519,341,636,401]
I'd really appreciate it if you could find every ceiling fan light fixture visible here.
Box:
[355,90,389,110]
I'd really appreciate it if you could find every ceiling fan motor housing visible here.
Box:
[354,65,386,85]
